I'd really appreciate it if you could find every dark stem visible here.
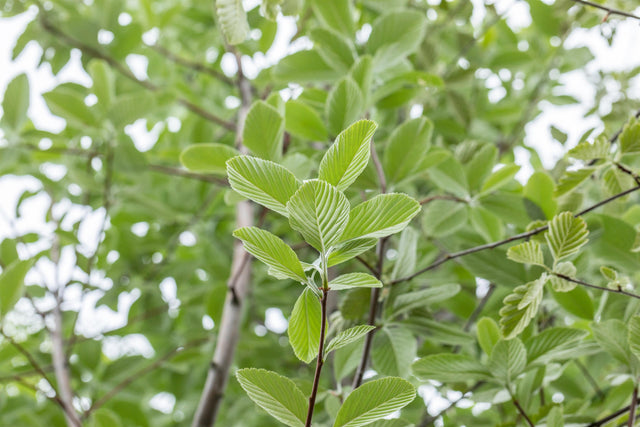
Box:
[588,405,633,426]
[629,386,638,427]
[574,359,605,399]
[306,288,329,427]
[391,185,640,285]
[512,398,535,427]
[571,0,640,20]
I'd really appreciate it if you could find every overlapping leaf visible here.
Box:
[334,377,415,427]
[499,276,545,339]
[243,100,285,161]
[233,227,306,283]
[340,194,420,242]
[620,118,640,153]
[507,241,544,266]
[287,180,350,253]
[549,262,577,292]
[327,238,377,267]
[227,156,300,217]
[329,273,381,290]
[412,354,491,382]
[325,325,376,355]
[180,143,239,174]
[288,288,322,363]
[236,368,307,427]
[545,212,589,261]
[318,120,377,191]
[488,339,527,384]
[526,327,588,365]
[215,0,249,44]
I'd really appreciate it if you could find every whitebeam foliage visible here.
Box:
[1,0,640,426]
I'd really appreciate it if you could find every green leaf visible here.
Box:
[549,286,594,319]
[507,241,544,266]
[546,406,564,427]
[43,84,98,128]
[476,317,501,356]
[310,28,355,73]
[568,136,610,160]
[233,227,306,283]
[488,338,527,385]
[603,166,635,197]
[334,377,415,427]
[412,354,491,382]
[287,179,350,253]
[243,101,285,161]
[367,10,427,71]
[591,319,633,366]
[428,157,469,198]
[422,200,468,238]
[1,73,29,131]
[180,143,239,175]
[288,288,322,363]
[340,194,420,242]
[481,164,520,194]
[527,0,561,36]
[555,167,596,197]
[390,227,417,280]
[0,259,33,317]
[227,156,300,217]
[465,144,498,192]
[318,120,377,191]
[620,117,640,153]
[628,316,640,362]
[392,284,461,317]
[285,100,328,141]
[215,0,249,44]
[88,60,114,110]
[600,266,630,290]
[325,78,365,137]
[499,276,545,339]
[273,50,339,83]
[326,325,376,355]
[236,368,307,427]
[383,117,433,183]
[524,172,557,220]
[549,262,577,292]
[310,0,354,36]
[329,273,382,290]
[372,327,416,378]
[545,212,589,261]
[328,238,377,267]
[526,327,588,365]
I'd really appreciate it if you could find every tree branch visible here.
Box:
[191,49,254,427]
[552,272,640,300]
[391,184,640,285]
[629,386,638,427]
[512,398,535,427]
[571,0,640,21]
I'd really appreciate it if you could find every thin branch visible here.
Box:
[191,49,255,427]
[306,288,329,427]
[552,272,640,300]
[588,405,634,427]
[149,44,233,85]
[629,386,638,427]
[11,375,68,410]
[0,329,56,391]
[512,398,535,427]
[37,12,235,131]
[615,162,640,186]
[85,338,208,418]
[571,0,640,21]
[609,109,640,144]
[391,185,640,285]
[355,256,377,276]
[464,283,496,332]
[574,359,604,399]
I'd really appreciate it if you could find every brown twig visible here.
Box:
[630,387,639,427]
[571,0,640,21]
[552,272,640,300]
[512,398,535,427]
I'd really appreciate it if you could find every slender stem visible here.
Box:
[512,398,535,427]
[306,287,329,427]
[571,0,640,21]
[392,185,640,285]
[629,387,638,427]
[589,405,634,426]
[615,162,640,186]
[574,360,604,399]
[552,272,640,300]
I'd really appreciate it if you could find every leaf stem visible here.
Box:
[552,272,640,300]
[512,398,535,427]
[306,287,329,427]
[570,0,640,21]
